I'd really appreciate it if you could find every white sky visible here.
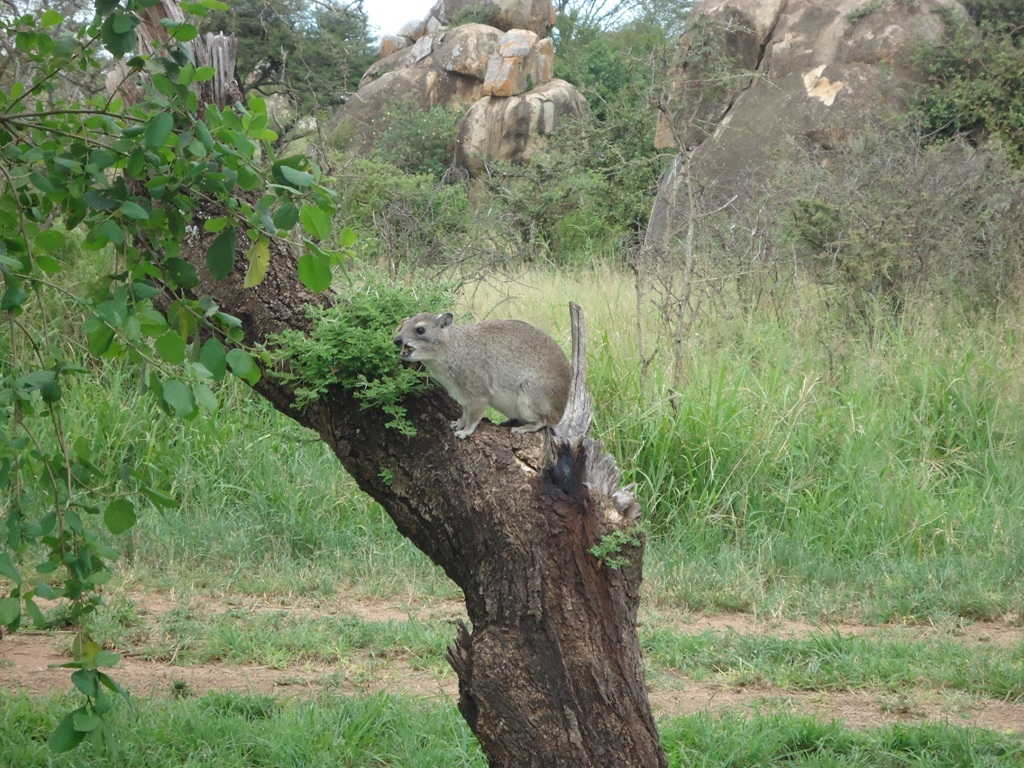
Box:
[362,0,435,38]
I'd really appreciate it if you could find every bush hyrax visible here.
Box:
[393,311,571,439]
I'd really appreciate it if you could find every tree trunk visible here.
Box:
[115,6,667,766]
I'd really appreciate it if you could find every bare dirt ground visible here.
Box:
[2,591,1022,734]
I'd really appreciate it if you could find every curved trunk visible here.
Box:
[115,6,667,766]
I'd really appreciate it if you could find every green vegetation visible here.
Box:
[270,271,454,432]
[910,3,1024,164]
[2,693,1020,768]
[1,692,485,767]
[4,0,1024,763]
[203,0,376,117]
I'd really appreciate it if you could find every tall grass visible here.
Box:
[40,264,1024,622]
[466,269,1024,622]
[60,363,454,601]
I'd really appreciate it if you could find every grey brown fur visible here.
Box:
[394,311,571,439]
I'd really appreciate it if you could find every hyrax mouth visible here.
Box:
[400,344,414,358]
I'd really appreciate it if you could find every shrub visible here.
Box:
[909,12,1024,164]
[782,127,1024,319]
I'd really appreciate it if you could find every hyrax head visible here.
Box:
[393,311,454,363]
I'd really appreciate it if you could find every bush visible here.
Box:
[330,157,471,267]
[909,11,1024,164]
[369,104,466,179]
[782,128,1024,319]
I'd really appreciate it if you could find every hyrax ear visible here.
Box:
[438,312,454,328]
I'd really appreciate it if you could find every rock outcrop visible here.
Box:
[425,0,557,40]
[456,79,587,176]
[329,0,582,177]
[646,0,966,248]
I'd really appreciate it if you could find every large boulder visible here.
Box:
[653,0,966,192]
[427,0,557,38]
[329,4,584,175]
[456,79,588,176]
[331,24,506,150]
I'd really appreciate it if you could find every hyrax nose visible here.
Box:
[393,336,403,347]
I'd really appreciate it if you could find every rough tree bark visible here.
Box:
[116,5,667,766]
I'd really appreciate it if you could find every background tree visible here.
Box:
[202,0,376,116]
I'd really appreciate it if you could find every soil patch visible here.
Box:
[3,592,1022,733]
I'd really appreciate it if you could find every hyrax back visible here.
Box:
[394,311,571,439]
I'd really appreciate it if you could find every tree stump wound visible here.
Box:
[113,6,666,765]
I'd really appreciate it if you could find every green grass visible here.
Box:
[87,599,454,671]
[44,266,1024,623]
[76,590,1024,702]
[9,265,1024,763]
[643,627,1024,699]
[1,693,1020,768]
[0,691,484,767]
[659,712,1023,767]
[466,269,1024,622]
[61,364,456,601]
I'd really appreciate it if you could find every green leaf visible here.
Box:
[29,172,58,195]
[83,189,118,210]
[94,651,121,668]
[112,11,138,33]
[194,382,218,413]
[145,112,174,149]
[2,287,30,312]
[194,120,215,150]
[178,61,196,86]
[280,164,314,189]
[97,671,128,696]
[140,486,179,510]
[339,226,357,248]
[206,227,237,280]
[34,228,67,252]
[24,597,46,628]
[71,668,100,697]
[155,331,187,365]
[93,219,125,245]
[165,22,198,43]
[41,10,64,27]
[35,255,63,274]
[297,250,332,292]
[299,204,332,240]
[243,237,270,288]
[161,379,196,418]
[49,710,87,753]
[137,307,168,336]
[0,552,20,585]
[85,323,115,356]
[164,257,199,289]
[203,216,229,233]
[73,712,102,733]
[273,202,299,231]
[226,348,260,384]
[40,379,62,404]
[0,597,20,625]
[103,499,136,535]
[200,338,227,380]
[119,201,149,221]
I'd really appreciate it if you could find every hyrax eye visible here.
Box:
[415,326,426,335]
